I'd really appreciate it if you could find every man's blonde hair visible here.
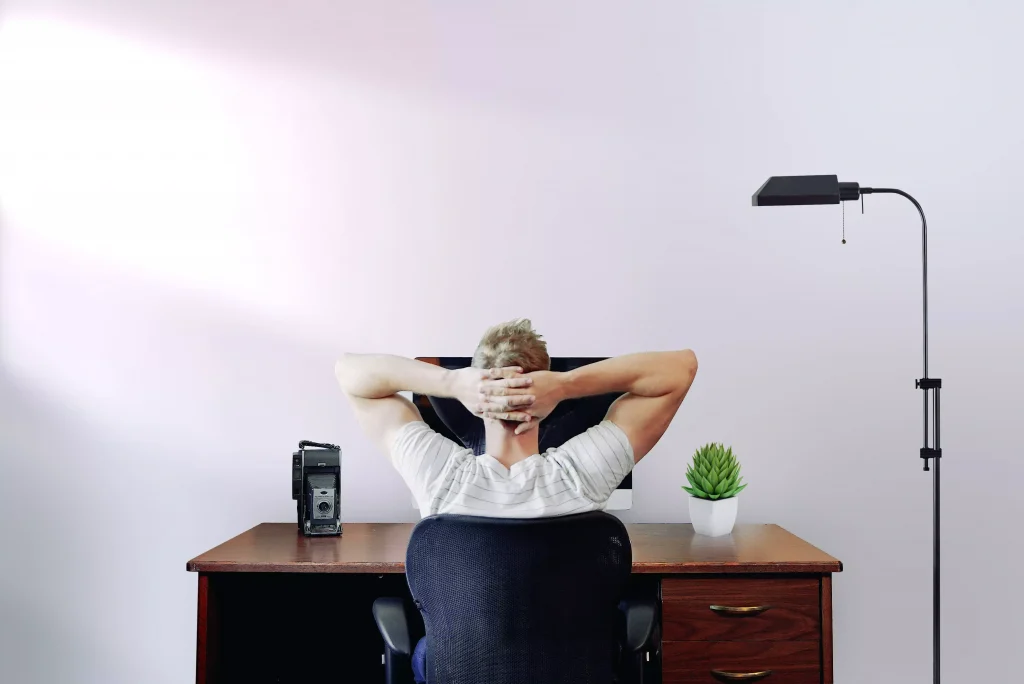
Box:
[471,318,550,373]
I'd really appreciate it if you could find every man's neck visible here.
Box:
[483,422,540,468]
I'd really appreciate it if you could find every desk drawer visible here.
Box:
[662,641,820,684]
[662,577,820,642]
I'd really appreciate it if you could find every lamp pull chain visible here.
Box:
[841,194,867,244]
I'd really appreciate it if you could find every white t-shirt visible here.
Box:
[390,419,635,518]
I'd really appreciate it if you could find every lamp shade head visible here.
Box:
[752,175,860,206]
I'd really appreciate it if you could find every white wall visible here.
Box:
[2,2,1022,682]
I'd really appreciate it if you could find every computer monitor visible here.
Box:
[410,357,632,510]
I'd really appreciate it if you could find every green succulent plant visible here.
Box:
[683,442,747,500]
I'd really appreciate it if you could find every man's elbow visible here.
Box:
[680,349,698,373]
[334,354,356,392]
[674,349,698,390]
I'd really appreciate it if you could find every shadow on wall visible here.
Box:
[0,235,394,684]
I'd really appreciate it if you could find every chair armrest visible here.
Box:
[372,597,413,656]
[619,598,658,653]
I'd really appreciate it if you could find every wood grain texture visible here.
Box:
[196,574,219,684]
[187,523,413,574]
[630,525,842,574]
[662,578,821,641]
[822,575,834,684]
[185,523,843,574]
[662,641,820,684]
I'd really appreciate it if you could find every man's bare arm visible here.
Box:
[334,354,534,455]
[335,354,465,399]
[561,351,697,400]
[560,350,698,462]
[334,354,440,456]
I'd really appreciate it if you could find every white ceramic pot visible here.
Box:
[688,495,739,537]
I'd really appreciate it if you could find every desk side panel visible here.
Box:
[196,574,221,684]
[822,575,833,684]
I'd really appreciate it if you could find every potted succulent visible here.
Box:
[683,443,746,537]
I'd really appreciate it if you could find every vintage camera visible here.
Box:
[291,440,342,536]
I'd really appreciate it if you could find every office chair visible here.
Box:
[372,511,658,684]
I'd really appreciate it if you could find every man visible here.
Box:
[336,319,697,682]
[334,318,698,519]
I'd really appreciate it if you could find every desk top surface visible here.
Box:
[186,523,842,575]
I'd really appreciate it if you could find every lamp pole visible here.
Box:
[752,176,941,684]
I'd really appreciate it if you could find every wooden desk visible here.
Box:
[187,523,841,684]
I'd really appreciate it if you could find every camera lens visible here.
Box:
[318,501,331,513]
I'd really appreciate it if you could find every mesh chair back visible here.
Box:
[406,511,632,684]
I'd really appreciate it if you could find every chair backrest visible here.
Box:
[405,511,632,684]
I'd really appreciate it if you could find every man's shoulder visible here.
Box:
[552,419,631,453]
[392,421,472,459]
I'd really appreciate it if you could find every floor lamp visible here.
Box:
[752,175,942,684]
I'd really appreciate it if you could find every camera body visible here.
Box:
[291,440,342,536]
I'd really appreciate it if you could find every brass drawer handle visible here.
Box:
[711,669,773,681]
[709,604,772,617]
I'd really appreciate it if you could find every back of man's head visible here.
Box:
[471,318,551,375]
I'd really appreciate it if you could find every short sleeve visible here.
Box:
[548,420,635,503]
[390,421,468,508]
